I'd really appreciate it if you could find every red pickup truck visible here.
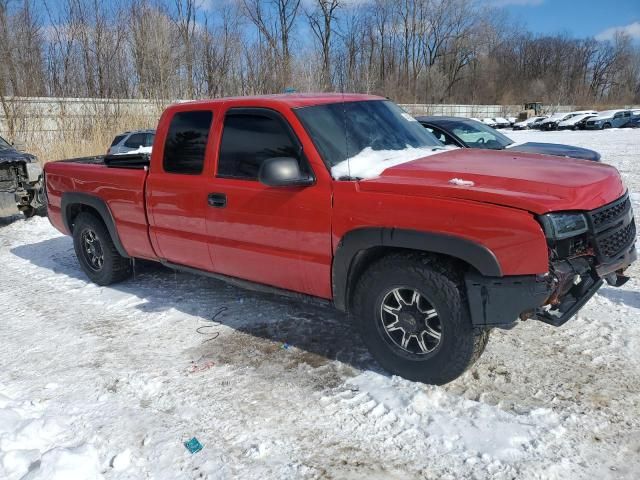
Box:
[44,94,637,384]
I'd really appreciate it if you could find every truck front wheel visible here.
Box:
[352,253,489,385]
[72,212,132,285]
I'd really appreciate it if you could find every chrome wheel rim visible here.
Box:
[380,287,442,355]
[81,229,104,271]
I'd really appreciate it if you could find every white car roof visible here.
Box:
[559,113,595,124]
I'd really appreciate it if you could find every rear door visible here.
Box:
[204,106,333,298]
[146,108,217,271]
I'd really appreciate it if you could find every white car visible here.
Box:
[538,110,597,131]
[107,129,155,155]
[513,116,548,130]
[492,117,511,128]
[557,113,598,130]
[481,118,497,128]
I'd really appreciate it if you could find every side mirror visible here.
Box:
[258,157,314,187]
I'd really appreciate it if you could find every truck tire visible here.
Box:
[352,253,489,385]
[72,212,132,285]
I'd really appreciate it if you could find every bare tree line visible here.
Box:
[1,0,639,106]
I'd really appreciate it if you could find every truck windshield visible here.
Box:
[295,100,443,178]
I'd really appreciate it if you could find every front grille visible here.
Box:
[0,169,15,181]
[591,196,631,231]
[587,193,636,261]
[599,221,636,258]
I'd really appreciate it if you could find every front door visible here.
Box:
[205,107,333,298]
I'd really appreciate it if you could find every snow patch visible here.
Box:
[0,392,100,480]
[449,177,475,186]
[331,145,448,180]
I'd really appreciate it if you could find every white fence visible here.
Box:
[0,96,616,142]
[0,96,163,142]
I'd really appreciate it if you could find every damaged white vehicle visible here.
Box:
[0,135,45,217]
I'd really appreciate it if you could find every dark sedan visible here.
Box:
[416,116,601,162]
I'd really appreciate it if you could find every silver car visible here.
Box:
[107,129,155,155]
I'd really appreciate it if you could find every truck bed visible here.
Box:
[45,154,157,260]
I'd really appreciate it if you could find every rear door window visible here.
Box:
[163,111,213,174]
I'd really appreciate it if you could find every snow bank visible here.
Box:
[330,145,448,180]
[0,391,102,480]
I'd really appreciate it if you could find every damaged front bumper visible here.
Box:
[466,192,637,329]
[465,248,635,329]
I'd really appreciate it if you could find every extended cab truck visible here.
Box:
[44,94,637,385]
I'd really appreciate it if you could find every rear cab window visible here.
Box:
[163,111,213,174]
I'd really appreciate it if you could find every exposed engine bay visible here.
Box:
[0,135,45,218]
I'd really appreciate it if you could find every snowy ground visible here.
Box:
[1,129,639,479]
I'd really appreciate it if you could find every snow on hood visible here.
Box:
[330,145,450,180]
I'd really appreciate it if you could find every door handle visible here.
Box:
[208,193,227,208]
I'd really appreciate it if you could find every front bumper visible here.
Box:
[466,193,636,329]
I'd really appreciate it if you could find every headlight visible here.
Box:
[539,213,588,240]
[25,161,43,182]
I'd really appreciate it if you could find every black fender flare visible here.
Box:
[60,192,129,258]
[332,228,502,311]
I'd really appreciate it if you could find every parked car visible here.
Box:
[107,129,155,155]
[507,116,517,126]
[481,118,497,128]
[620,116,640,128]
[528,116,550,129]
[557,113,598,130]
[0,135,45,217]
[417,116,601,161]
[539,111,598,131]
[492,117,511,129]
[585,110,635,129]
[44,94,635,385]
[512,115,548,130]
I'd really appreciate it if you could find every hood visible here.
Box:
[507,142,601,162]
[0,146,37,165]
[358,149,624,214]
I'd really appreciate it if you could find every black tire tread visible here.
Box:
[73,212,132,285]
[352,252,489,384]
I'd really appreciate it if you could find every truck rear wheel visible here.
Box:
[72,212,132,285]
[352,253,489,385]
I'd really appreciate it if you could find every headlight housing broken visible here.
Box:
[539,212,589,240]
